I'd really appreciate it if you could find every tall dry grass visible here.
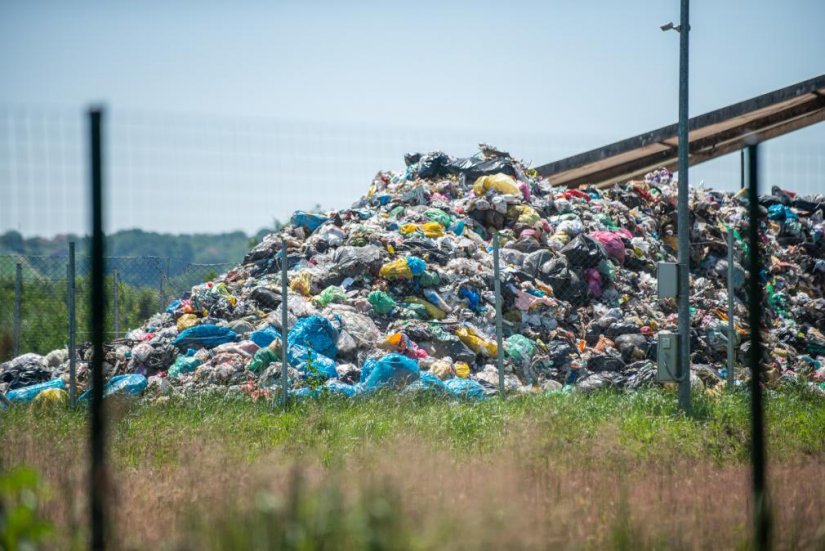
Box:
[3,404,825,550]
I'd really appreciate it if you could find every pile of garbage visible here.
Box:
[3,148,825,405]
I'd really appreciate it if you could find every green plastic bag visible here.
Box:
[418,270,441,288]
[168,355,202,378]
[312,286,346,307]
[248,346,280,373]
[423,208,453,227]
[505,334,536,364]
[368,291,397,315]
[403,303,429,320]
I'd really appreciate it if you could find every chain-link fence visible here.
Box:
[0,252,233,362]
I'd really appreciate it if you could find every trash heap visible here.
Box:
[3,148,825,405]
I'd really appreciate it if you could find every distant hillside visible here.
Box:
[0,228,273,265]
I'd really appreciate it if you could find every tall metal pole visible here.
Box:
[726,230,735,389]
[88,107,107,551]
[112,270,120,338]
[676,0,692,413]
[13,262,22,357]
[746,143,770,550]
[492,232,505,397]
[68,242,77,407]
[280,239,289,407]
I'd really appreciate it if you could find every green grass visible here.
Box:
[2,387,825,550]
[3,387,825,468]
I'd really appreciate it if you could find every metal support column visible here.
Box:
[68,242,77,407]
[492,232,505,397]
[676,0,692,413]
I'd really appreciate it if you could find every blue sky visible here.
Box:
[1,0,824,236]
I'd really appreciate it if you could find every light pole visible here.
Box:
[662,0,691,413]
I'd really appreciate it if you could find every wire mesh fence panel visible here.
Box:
[0,255,234,361]
[164,262,236,304]
[0,255,69,362]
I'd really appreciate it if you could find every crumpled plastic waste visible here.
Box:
[5,147,824,402]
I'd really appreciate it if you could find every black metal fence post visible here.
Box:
[746,142,770,550]
[89,106,108,551]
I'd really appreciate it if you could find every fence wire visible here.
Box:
[0,254,233,362]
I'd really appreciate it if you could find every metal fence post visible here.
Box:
[280,239,289,407]
[727,230,735,389]
[158,258,166,312]
[68,242,77,407]
[746,142,770,550]
[13,262,22,357]
[112,270,119,338]
[492,232,505,397]
[88,106,108,551]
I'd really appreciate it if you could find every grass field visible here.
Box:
[2,388,825,550]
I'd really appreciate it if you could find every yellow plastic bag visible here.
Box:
[399,223,419,236]
[430,359,454,380]
[420,222,445,238]
[404,296,446,320]
[473,173,520,196]
[508,205,540,226]
[32,388,68,410]
[454,361,471,379]
[289,271,312,296]
[379,258,413,280]
[456,326,497,357]
[176,313,199,332]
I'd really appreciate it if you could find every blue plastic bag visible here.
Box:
[459,287,482,312]
[403,370,447,394]
[173,324,238,349]
[323,380,362,397]
[165,299,182,314]
[406,256,426,275]
[287,344,338,380]
[6,378,64,403]
[291,210,329,233]
[250,326,280,348]
[288,316,338,359]
[359,357,377,383]
[363,353,420,390]
[767,204,797,221]
[444,378,486,400]
[79,374,148,401]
